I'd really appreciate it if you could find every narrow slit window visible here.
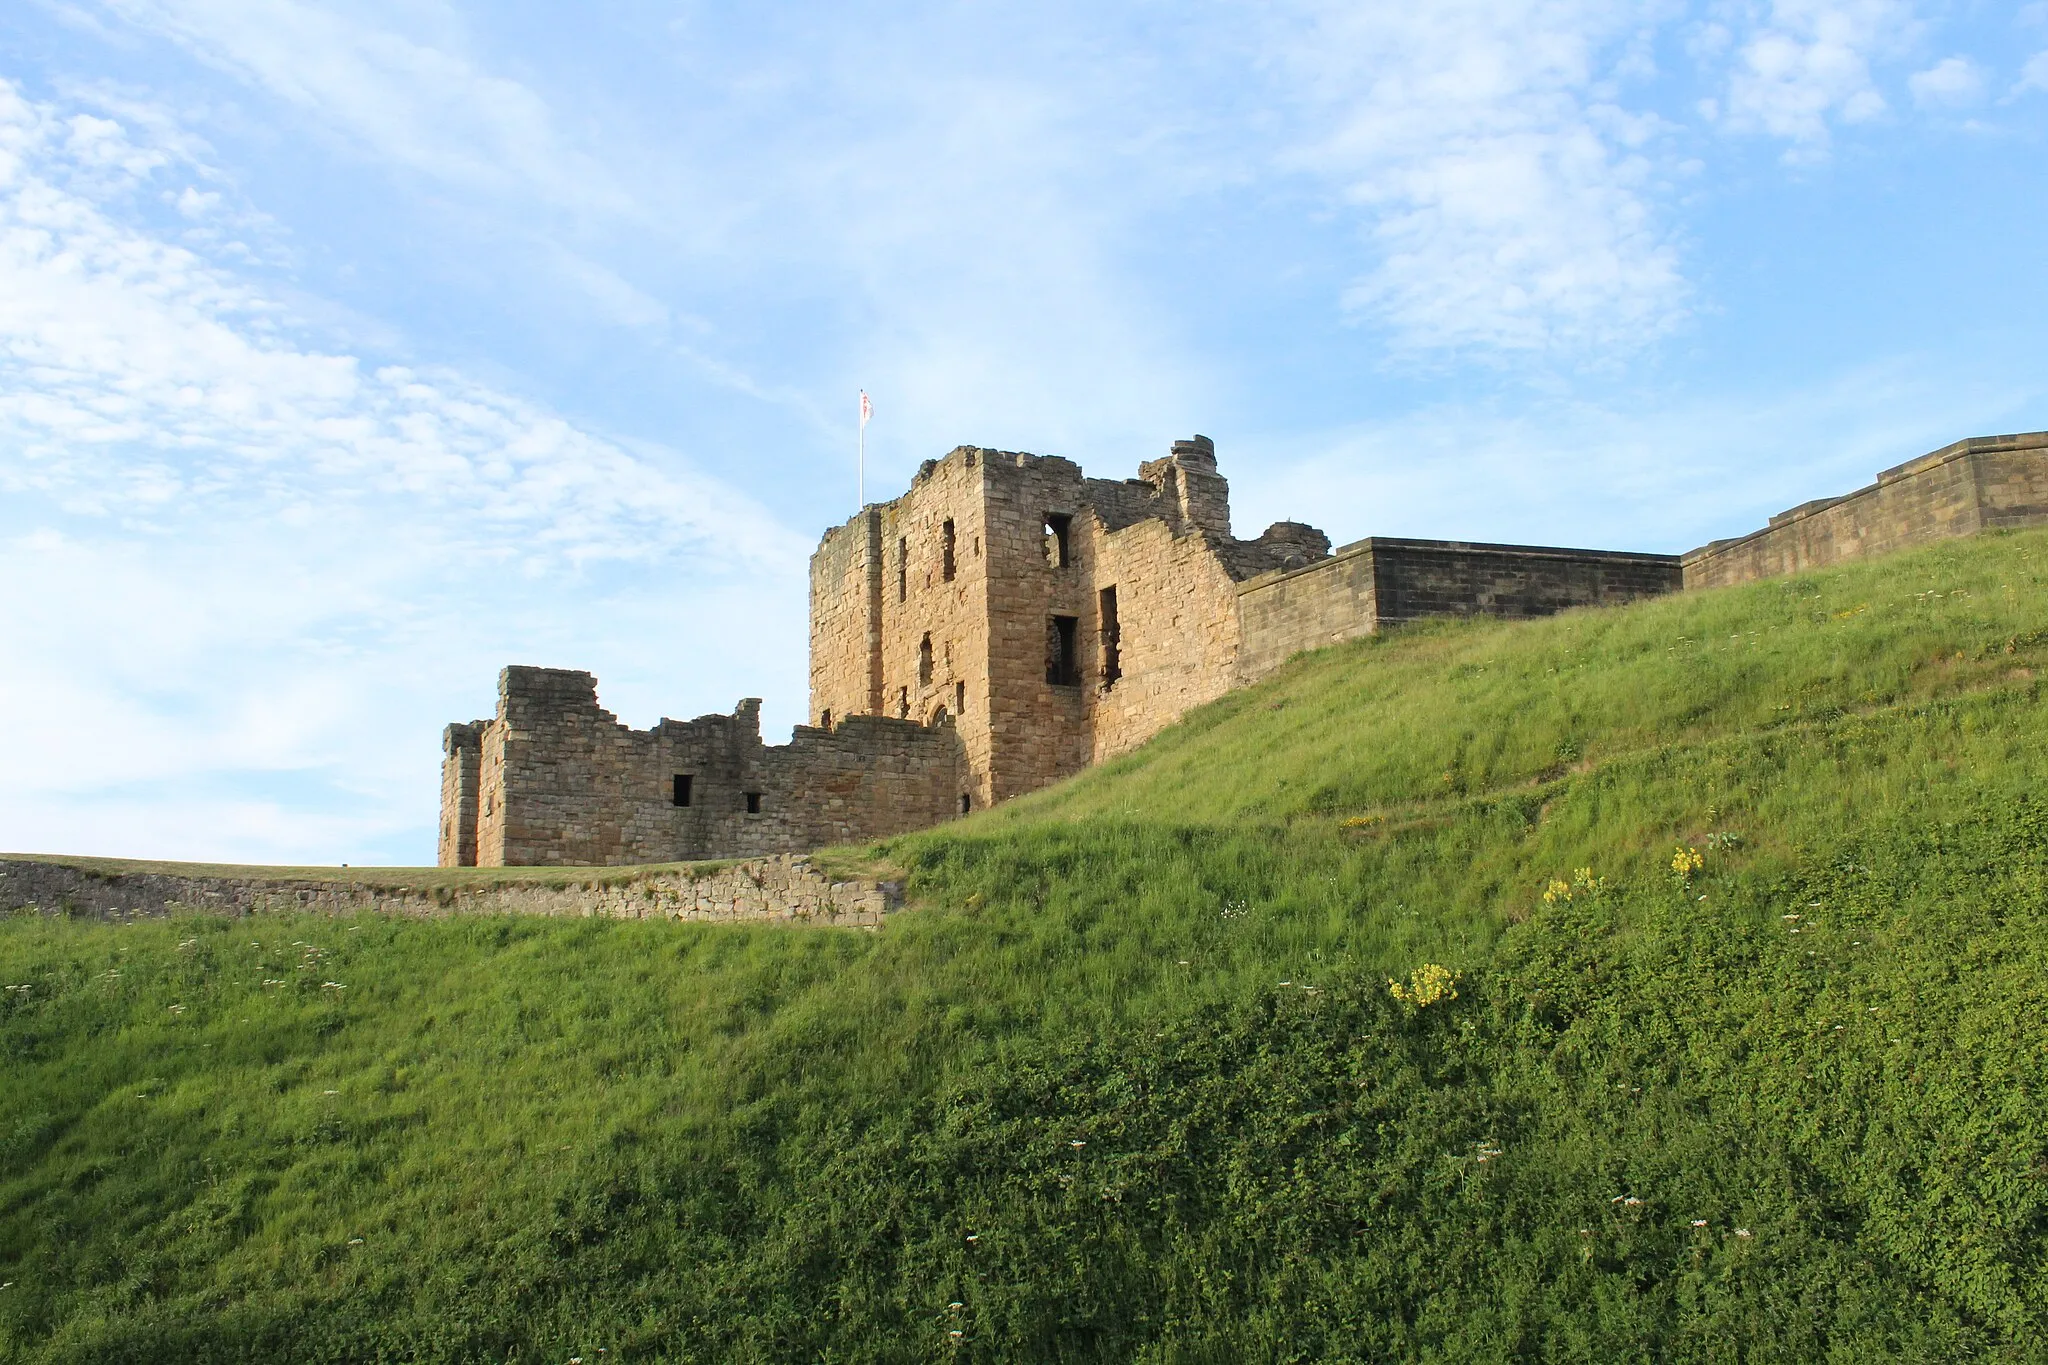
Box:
[918,632,934,685]
[897,537,908,602]
[1099,585,1122,691]
[819,709,832,730]
[1047,614,1080,685]
[942,520,956,581]
[898,686,910,718]
[954,680,965,714]
[959,793,972,815]
[744,791,762,814]
[1044,513,1072,569]
[672,774,693,808]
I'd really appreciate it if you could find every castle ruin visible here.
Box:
[441,429,2048,868]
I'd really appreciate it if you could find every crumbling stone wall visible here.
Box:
[438,723,482,868]
[442,667,965,867]
[1683,432,2048,589]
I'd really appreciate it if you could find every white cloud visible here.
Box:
[1266,0,1689,356]
[1908,55,1984,107]
[84,0,630,216]
[0,80,809,863]
[1720,0,1910,154]
[2016,50,2048,94]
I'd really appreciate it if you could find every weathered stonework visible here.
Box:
[1683,431,2048,589]
[444,428,2048,868]
[1236,537,1683,682]
[440,667,965,868]
[0,855,898,927]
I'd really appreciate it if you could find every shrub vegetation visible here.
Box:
[7,530,2048,1361]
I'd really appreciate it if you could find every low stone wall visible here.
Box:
[0,855,899,928]
[1682,431,2048,589]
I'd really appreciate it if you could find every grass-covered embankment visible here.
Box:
[7,530,2048,1361]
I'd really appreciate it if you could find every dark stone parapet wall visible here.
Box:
[0,856,899,927]
[1366,537,1682,626]
[1236,537,1682,682]
[1683,432,2048,589]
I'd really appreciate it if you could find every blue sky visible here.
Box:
[3,0,2046,865]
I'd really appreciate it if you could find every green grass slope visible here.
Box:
[8,530,2048,1362]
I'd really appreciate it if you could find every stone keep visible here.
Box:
[441,429,2048,867]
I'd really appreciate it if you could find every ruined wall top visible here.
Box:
[812,436,1329,582]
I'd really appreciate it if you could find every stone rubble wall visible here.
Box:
[448,667,966,867]
[1682,433,2048,590]
[0,855,898,927]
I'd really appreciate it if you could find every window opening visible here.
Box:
[954,680,965,714]
[918,632,934,686]
[1099,585,1122,691]
[930,705,948,726]
[744,791,762,814]
[1044,513,1072,568]
[897,537,908,602]
[959,793,972,815]
[672,774,693,807]
[898,686,910,718]
[942,520,956,581]
[819,709,832,730]
[1047,614,1080,685]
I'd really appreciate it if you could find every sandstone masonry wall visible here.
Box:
[802,438,1340,807]
[0,855,898,927]
[445,666,965,867]
[1683,432,2048,589]
[1235,538,1682,682]
[1236,542,1379,682]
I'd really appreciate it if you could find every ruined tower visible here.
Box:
[807,437,1338,808]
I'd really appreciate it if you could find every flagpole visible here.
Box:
[858,390,870,508]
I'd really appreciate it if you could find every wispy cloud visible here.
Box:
[1716,0,1910,155]
[1908,55,1984,108]
[1264,1,1690,357]
[83,0,630,214]
[0,79,807,862]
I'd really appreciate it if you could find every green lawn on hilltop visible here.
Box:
[7,531,2048,1362]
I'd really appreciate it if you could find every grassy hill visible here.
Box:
[8,529,2048,1361]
